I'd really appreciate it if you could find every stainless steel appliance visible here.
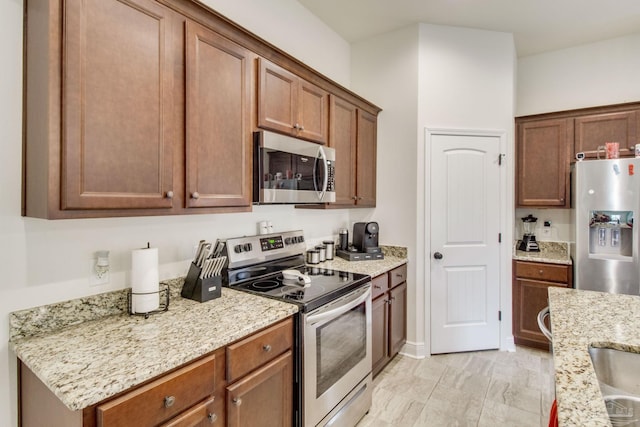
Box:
[223,230,373,426]
[572,158,639,295]
[254,131,336,204]
[518,214,540,252]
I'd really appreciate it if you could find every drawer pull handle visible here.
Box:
[192,192,200,199]
[165,190,174,199]
[263,344,272,352]
[232,397,242,406]
[539,270,544,275]
[208,413,218,423]
[373,285,381,289]
[164,395,176,408]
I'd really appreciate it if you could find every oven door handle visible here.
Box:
[306,287,371,325]
[313,145,329,201]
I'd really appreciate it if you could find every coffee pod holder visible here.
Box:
[181,262,222,303]
[128,284,170,319]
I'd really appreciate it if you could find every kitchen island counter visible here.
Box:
[9,281,298,411]
[548,287,640,427]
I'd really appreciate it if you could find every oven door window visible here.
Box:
[316,303,366,397]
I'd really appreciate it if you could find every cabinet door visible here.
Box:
[389,282,407,357]
[516,119,571,207]
[355,110,377,207]
[574,111,638,159]
[185,21,252,208]
[371,295,390,377]
[329,96,357,205]
[512,278,566,350]
[257,59,298,136]
[297,80,328,144]
[227,351,293,427]
[62,0,176,210]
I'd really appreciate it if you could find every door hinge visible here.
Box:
[498,153,505,165]
[498,310,502,321]
[498,233,502,243]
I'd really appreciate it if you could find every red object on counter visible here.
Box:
[548,399,558,427]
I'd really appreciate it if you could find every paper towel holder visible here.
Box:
[127,284,170,319]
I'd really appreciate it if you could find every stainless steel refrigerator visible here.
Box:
[572,158,639,295]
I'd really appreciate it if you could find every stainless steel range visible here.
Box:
[223,230,373,427]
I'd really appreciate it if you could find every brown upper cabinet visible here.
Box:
[50,0,178,213]
[515,102,640,209]
[327,96,377,207]
[516,118,572,208]
[185,21,253,209]
[23,0,379,218]
[257,58,329,144]
[574,110,639,159]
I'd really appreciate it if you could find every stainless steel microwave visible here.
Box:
[253,131,336,204]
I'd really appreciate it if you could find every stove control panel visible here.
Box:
[260,236,284,251]
[226,230,307,268]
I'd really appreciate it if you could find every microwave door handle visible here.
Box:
[306,287,371,325]
[315,146,329,200]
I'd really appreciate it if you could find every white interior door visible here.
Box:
[429,131,501,354]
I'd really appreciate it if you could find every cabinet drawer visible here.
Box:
[160,397,218,427]
[389,264,407,288]
[227,318,293,383]
[371,274,389,300]
[515,261,569,283]
[97,353,217,427]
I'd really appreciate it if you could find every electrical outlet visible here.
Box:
[540,227,552,237]
[89,259,109,286]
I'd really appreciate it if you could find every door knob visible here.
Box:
[434,252,443,260]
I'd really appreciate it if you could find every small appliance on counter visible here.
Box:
[336,222,384,261]
[518,214,540,252]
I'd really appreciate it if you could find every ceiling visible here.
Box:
[297,0,640,56]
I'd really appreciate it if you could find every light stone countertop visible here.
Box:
[548,287,640,427]
[513,240,572,265]
[314,245,408,277]
[8,246,407,413]
[9,286,298,411]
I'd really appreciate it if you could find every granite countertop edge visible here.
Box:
[548,287,640,427]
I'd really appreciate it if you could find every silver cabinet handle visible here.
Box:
[263,344,272,352]
[208,413,218,423]
[232,397,242,406]
[165,190,174,199]
[191,192,200,199]
[164,395,176,408]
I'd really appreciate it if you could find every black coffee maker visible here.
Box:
[353,222,381,253]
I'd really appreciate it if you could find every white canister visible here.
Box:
[635,143,640,158]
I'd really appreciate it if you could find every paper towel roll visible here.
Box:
[131,247,159,314]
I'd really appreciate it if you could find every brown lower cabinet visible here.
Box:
[19,318,293,427]
[372,264,407,377]
[512,260,572,350]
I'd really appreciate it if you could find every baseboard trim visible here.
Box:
[398,340,427,359]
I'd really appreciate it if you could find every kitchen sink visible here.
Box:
[589,346,640,426]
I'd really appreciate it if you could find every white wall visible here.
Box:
[517,32,640,116]
[351,23,516,357]
[0,1,353,425]
[351,26,422,352]
[516,32,640,247]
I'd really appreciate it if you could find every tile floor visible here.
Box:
[357,346,555,427]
